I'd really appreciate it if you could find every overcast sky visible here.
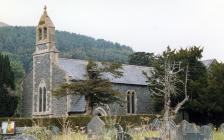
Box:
[0,0,224,61]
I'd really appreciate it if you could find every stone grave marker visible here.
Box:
[177,120,190,140]
[87,116,105,138]
[163,120,177,140]
[184,123,204,140]
[160,121,177,140]
[149,118,161,130]
[220,123,224,134]
[200,125,213,140]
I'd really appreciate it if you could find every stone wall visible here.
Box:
[51,64,68,117]
[33,53,51,114]
[109,84,153,115]
[21,71,33,117]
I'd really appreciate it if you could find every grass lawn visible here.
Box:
[214,131,224,140]
[50,131,224,140]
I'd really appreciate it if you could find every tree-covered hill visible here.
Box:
[0,26,133,72]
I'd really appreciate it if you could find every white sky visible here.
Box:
[0,0,224,61]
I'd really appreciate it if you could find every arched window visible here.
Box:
[43,27,47,39]
[127,91,136,114]
[37,80,48,113]
[127,91,131,113]
[43,87,47,112]
[131,92,135,114]
[38,28,42,40]
[39,87,42,112]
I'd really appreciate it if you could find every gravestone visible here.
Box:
[200,125,213,140]
[87,116,105,136]
[177,120,190,140]
[149,118,161,130]
[185,123,199,133]
[220,123,224,134]
[184,133,204,140]
[114,124,124,140]
[48,125,60,135]
[184,123,204,140]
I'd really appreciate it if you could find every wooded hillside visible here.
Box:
[0,26,133,72]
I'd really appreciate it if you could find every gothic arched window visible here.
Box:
[127,91,131,113]
[131,92,135,114]
[43,27,47,39]
[127,90,136,114]
[37,80,48,113]
[43,87,47,112]
[39,87,42,112]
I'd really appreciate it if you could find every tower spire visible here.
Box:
[44,5,47,11]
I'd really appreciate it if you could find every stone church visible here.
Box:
[21,7,153,117]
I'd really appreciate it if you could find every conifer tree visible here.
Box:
[54,60,124,114]
[0,53,17,117]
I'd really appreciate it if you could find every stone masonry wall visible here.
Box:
[109,84,153,115]
[51,64,68,117]
[21,71,33,117]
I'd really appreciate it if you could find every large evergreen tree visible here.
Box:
[0,53,18,117]
[54,60,124,114]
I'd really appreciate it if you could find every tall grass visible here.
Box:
[214,131,224,140]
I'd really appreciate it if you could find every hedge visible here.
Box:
[0,114,155,130]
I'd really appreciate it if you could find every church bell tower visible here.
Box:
[32,6,59,116]
[34,6,59,60]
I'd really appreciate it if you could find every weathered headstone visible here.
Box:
[220,123,224,134]
[48,125,60,135]
[184,133,204,140]
[177,120,191,140]
[149,118,161,130]
[184,123,204,140]
[200,125,213,140]
[87,116,105,136]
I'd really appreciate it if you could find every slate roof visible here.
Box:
[58,58,153,85]
[202,59,216,68]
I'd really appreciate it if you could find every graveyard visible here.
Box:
[0,116,224,140]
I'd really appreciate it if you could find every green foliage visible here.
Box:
[0,52,18,117]
[23,126,53,140]
[128,52,155,66]
[54,60,124,111]
[0,26,133,72]
[140,47,208,118]
[197,62,224,125]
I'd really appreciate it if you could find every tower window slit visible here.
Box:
[38,28,42,40]
[43,28,47,39]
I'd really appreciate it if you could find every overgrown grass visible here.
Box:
[50,131,224,140]
[52,133,87,140]
[214,131,224,140]
[23,131,224,140]
[131,131,160,140]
